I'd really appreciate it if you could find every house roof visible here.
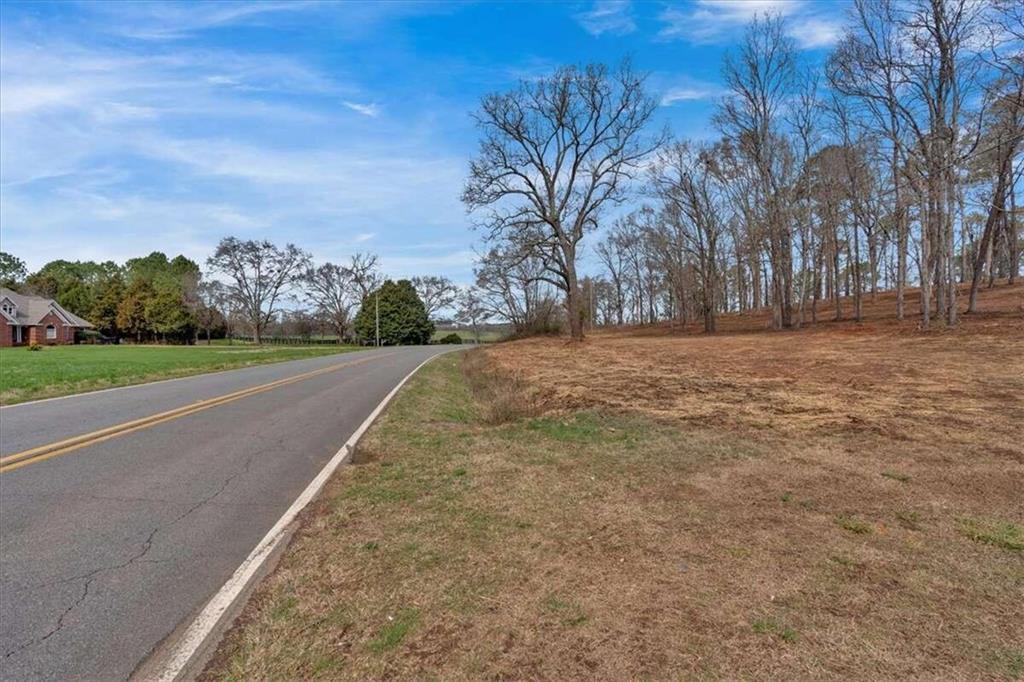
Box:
[0,288,94,328]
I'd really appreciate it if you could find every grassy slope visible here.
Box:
[203,347,1023,680]
[0,344,361,405]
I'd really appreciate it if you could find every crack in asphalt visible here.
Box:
[2,449,262,660]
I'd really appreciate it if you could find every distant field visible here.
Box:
[0,344,361,405]
[205,282,1022,680]
[431,329,505,343]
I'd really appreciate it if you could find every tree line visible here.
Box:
[0,239,458,345]
[460,0,1022,339]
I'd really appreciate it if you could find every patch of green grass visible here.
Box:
[829,554,858,568]
[835,515,872,535]
[781,491,793,503]
[369,608,420,653]
[752,617,797,643]
[270,595,298,622]
[0,343,361,404]
[543,594,588,626]
[511,412,643,446]
[957,517,1023,552]
[1004,650,1024,676]
[880,470,910,482]
[896,510,924,531]
[311,655,342,675]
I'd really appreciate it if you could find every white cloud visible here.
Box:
[575,1,637,37]
[660,77,724,105]
[343,101,381,117]
[788,16,844,49]
[0,33,474,279]
[658,0,842,49]
[94,1,319,41]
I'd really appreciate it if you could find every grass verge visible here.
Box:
[203,348,1023,680]
[0,344,361,405]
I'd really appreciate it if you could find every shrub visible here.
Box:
[438,333,463,344]
[76,329,102,345]
[27,342,42,351]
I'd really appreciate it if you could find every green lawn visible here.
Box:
[0,344,361,405]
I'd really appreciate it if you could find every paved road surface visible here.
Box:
[0,346,452,681]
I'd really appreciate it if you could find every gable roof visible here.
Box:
[0,288,94,328]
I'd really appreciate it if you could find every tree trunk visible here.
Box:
[945,167,958,326]
[896,200,908,320]
[833,230,842,321]
[920,195,932,328]
[852,222,863,322]
[1009,176,1019,285]
[968,151,1010,312]
[751,254,762,312]
[565,260,584,341]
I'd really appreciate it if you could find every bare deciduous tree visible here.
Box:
[303,262,360,340]
[411,275,458,320]
[650,141,729,333]
[463,60,664,340]
[715,15,800,329]
[346,252,383,300]
[206,237,310,344]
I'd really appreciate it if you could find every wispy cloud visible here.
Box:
[92,1,319,41]
[0,29,471,275]
[787,16,844,49]
[343,101,381,117]
[379,250,477,279]
[658,0,841,49]
[659,77,724,105]
[575,1,636,37]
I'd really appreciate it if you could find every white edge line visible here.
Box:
[152,348,458,682]
[0,347,387,410]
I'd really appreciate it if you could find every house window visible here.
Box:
[1,303,12,315]
[46,324,57,340]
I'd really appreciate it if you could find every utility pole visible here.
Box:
[375,291,380,347]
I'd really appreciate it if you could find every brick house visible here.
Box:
[0,288,94,347]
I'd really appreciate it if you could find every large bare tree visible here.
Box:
[650,142,729,333]
[463,60,664,340]
[303,262,360,340]
[411,275,458,320]
[346,252,383,300]
[715,15,800,329]
[206,237,310,344]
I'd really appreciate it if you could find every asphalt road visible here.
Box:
[0,345,452,681]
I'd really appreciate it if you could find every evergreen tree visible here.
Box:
[353,279,434,345]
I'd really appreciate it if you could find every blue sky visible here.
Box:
[0,0,848,283]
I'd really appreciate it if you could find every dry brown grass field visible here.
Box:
[206,281,1023,681]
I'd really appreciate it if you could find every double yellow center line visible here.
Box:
[0,353,396,474]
